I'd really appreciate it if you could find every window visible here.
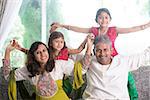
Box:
[0,0,150,67]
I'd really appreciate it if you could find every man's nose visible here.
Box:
[101,51,105,56]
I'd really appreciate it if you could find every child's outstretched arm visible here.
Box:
[50,22,91,33]
[12,40,28,54]
[68,36,87,55]
[117,21,150,34]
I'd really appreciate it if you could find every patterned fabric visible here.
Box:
[2,59,11,77]
[36,80,69,100]
[35,72,58,97]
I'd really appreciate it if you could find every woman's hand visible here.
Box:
[7,40,22,51]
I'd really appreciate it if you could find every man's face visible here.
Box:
[95,42,112,65]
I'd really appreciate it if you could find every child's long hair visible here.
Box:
[48,31,67,58]
[26,41,55,77]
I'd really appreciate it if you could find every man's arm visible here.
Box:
[81,34,94,70]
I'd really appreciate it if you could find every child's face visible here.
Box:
[97,11,111,27]
[34,44,49,66]
[52,37,64,51]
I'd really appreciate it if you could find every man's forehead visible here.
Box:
[96,42,108,46]
[96,42,111,49]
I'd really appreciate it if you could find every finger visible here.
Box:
[51,23,54,26]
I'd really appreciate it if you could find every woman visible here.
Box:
[2,41,74,100]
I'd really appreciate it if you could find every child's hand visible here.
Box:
[49,22,61,33]
[87,33,95,41]
[87,33,95,45]
[89,33,95,40]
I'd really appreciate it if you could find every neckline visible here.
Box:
[98,27,108,36]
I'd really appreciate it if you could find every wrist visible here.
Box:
[62,25,70,30]
[2,59,10,67]
[20,48,28,54]
[141,25,145,30]
[6,48,11,53]
[61,24,65,28]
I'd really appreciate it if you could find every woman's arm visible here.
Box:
[2,42,15,79]
[2,41,30,80]
[50,22,91,33]
[116,21,150,34]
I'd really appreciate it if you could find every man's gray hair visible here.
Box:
[94,35,112,47]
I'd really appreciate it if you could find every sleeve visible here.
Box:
[81,54,92,73]
[126,47,150,71]
[2,59,30,81]
[62,59,75,76]
[2,59,11,80]
[14,66,31,81]
[89,27,99,37]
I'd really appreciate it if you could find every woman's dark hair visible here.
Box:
[48,31,67,57]
[26,41,55,77]
[95,8,112,23]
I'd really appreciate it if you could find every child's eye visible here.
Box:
[105,17,108,19]
[99,16,102,19]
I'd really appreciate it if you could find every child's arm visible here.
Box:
[116,21,150,34]
[18,47,28,54]
[12,40,28,54]
[68,37,87,55]
[50,22,91,33]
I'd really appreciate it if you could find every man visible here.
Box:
[81,35,150,99]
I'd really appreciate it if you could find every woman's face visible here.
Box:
[97,11,111,27]
[34,44,49,65]
[52,37,64,52]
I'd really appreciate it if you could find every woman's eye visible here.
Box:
[43,49,46,52]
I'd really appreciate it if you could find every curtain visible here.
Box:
[0,0,22,49]
[0,0,7,25]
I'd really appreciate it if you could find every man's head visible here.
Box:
[93,35,113,65]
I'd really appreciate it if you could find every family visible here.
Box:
[2,8,150,100]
